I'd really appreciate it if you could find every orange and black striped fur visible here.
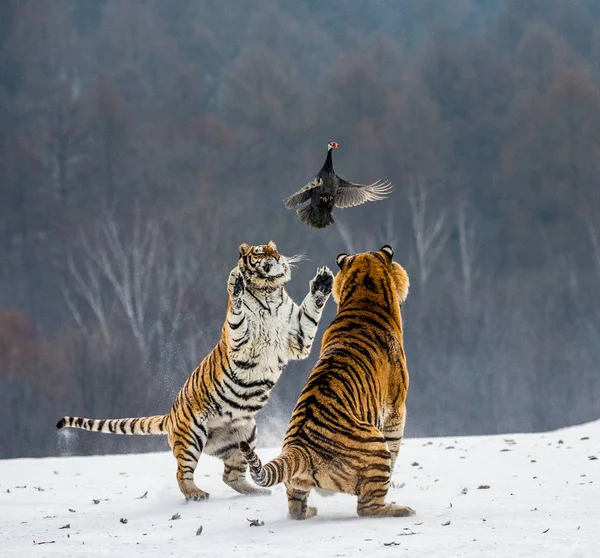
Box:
[57,241,334,501]
[239,245,414,519]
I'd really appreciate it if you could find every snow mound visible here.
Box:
[1,421,599,557]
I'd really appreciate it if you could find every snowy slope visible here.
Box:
[1,421,599,558]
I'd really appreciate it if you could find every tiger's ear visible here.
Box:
[380,245,394,260]
[267,240,278,250]
[238,242,251,258]
[336,253,349,268]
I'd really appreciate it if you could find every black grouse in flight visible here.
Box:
[284,141,393,229]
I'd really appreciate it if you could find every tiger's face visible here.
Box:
[332,245,409,306]
[237,240,291,289]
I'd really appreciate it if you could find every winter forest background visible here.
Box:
[2,0,600,459]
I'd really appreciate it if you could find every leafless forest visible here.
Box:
[1,0,600,459]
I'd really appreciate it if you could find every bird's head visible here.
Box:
[327,141,339,151]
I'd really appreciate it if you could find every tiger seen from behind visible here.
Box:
[239,245,414,519]
[57,241,334,502]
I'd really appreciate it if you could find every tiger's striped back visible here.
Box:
[241,245,415,519]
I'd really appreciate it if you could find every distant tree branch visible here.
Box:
[407,180,449,289]
[457,199,480,308]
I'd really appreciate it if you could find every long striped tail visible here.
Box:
[56,415,169,435]
[239,441,307,488]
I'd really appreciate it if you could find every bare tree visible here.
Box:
[9,1,89,208]
[63,209,209,370]
[28,73,88,206]
[584,211,600,276]
[335,218,358,255]
[63,246,113,349]
[336,207,403,255]
[456,199,480,310]
[407,180,450,290]
[65,211,159,358]
[69,210,158,359]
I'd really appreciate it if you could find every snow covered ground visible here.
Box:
[1,421,598,558]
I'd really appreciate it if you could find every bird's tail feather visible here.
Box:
[297,205,334,229]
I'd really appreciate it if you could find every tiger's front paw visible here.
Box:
[227,267,246,303]
[310,266,334,307]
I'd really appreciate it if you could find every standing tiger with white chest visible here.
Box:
[57,241,334,501]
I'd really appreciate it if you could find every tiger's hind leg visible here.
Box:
[220,421,271,496]
[222,451,271,496]
[357,481,415,518]
[355,428,415,518]
[171,420,209,501]
[286,483,317,520]
[383,406,407,475]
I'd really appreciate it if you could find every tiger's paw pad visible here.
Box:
[390,505,415,517]
[311,266,334,300]
[184,489,210,502]
[290,506,318,520]
[306,505,318,519]
[227,268,246,300]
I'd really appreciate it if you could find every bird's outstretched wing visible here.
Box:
[284,177,322,209]
[334,178,393,208]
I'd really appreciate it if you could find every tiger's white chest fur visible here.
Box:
[226,288,295,397]
[207,288,308,431]
[240,288,295,367]
[204,261,332,445]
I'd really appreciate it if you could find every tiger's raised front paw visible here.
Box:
[227,267,246,304]
[310,266,334,307]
